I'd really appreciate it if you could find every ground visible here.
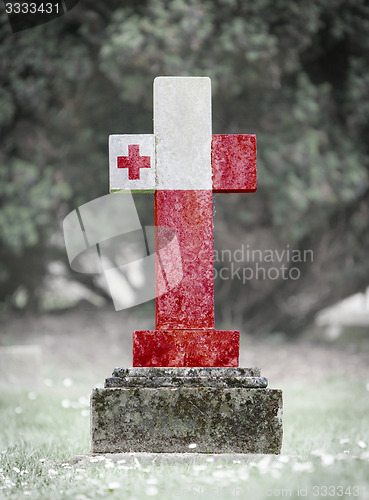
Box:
[1,304,369,499]
[1,302,368,386]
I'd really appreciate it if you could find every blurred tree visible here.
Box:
[0,0,368,334]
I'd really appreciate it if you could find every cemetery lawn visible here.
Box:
[0,379,368,498]
[1,309,369,499]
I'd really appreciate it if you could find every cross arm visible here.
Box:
[212,134,257,193]
[109,134,155,193]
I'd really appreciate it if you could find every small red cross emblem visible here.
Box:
[117,144,151,180]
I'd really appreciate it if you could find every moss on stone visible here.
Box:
[91,386,283,454]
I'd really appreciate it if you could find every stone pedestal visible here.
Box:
[133,330,239,367]
[91,367,283,454]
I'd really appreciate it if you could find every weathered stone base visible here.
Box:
[91,368,283,454]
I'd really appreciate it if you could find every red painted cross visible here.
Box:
[117,144,151,180]
[109,77,257,368]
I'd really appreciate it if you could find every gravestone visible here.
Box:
[91,77,283,453]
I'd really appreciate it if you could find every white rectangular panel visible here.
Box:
[154,77,212,190]
[109,134,155,192]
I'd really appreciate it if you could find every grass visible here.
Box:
[0,377,369,499]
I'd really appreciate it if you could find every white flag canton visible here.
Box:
[109,134,155,192]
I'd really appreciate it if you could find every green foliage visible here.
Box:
[0,160,71,253]
[99,0,369,241]
[0,0,368,321]
[260,72,368,240]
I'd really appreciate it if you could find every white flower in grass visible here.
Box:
[61,400,70,409]
[188,443,197,449]
[15,407,22,414]
[117,465,130,470]
[39,459,46,463]
[193,464,207,472]
[104,462,114,469]
[48,469,58,477]
[256,455,272,474]
[339,438,349,445]
[27,392,37,400]
[4,477,15,487]
[212,469,229,479]
[321,454,335,467]
[292,462,314,472]
[336,453,350,460]
[358,440,367,449]
[63,378,73,387]
[271,468,281,479]
[13,467,20,474]
[311,449,325,457]
[108,482,121,491]
[146,486,159,496]
[81,410,89,417]
[238,468,249,481]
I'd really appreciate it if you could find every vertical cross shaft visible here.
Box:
[155,190,214,330]
[154,77,214,330]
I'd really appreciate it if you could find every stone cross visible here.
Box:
[109,77,257,367]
